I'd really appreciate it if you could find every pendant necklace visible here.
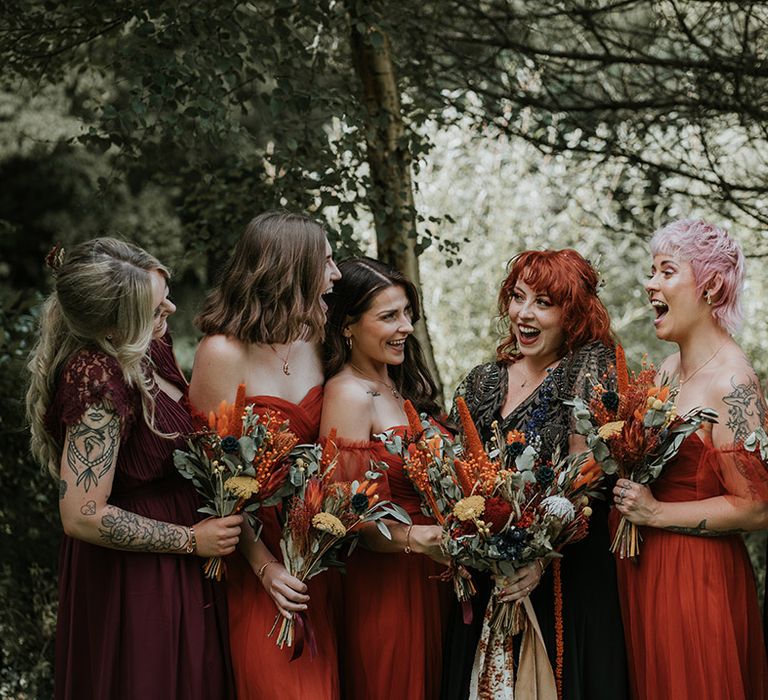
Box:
[350,363,400,399]
[516,359,559,388]
[679,340,728,386]
[270,344,292,376]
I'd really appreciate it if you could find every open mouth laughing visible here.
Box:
[517,324,541,345]
[650,298,669,326]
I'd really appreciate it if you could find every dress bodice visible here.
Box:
[244,385,323,444]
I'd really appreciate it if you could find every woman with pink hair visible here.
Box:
[614,219,768,698]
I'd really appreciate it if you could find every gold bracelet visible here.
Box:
[257,559,278,579]
[184,526,197,555]
[404,525,413,554]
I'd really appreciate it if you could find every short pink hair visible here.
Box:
[650,219,745,334]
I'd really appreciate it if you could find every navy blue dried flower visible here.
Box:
[601,390,620,412]
[221,435,240,454]
[508,441,526,457]
[351,493,370,514]
[535,465,556,487]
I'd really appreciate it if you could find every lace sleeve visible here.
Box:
[54,349,139,442]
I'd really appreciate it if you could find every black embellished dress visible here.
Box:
[440,342,628,700]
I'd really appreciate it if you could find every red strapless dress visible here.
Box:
[227,386,340,700]
[615,434,768,700]
[332,425,450,700]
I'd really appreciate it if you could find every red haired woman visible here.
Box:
[442,249,628,699]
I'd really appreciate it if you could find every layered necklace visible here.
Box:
[350,363,401,399]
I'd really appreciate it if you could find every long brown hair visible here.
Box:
[497,249,614,362]
[324,257,442,418]
[196,211,328,344]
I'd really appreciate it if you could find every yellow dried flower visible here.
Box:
[223,476,260,498]
[583,506,593,517]
[453,495,486,521]
[598,420,625,440]
[312,512,347,538]
[652,399,664,411]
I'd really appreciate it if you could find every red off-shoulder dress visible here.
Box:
[226,386,341,699]
[615,434,768,700]
[331,425,450,700]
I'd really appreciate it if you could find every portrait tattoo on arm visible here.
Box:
[65,401,120,492]
[99,508,188,552]
[723,378,764,444]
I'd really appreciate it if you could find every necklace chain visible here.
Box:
[679,341,728,386]
[350,363,400,399]
[515,359,559,388]
[270,344,292,376]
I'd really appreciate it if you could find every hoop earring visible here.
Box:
[344,336,352,350]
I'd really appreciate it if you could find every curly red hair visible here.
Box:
[496,249,613,362]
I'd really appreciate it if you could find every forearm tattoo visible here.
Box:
[723,378,765,444]
[665,519,745,538]
[99,507,189,552]
[66,401,120,492]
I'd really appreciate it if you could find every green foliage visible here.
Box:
[0,290,58,698]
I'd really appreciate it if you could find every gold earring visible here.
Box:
[344,335,352,350]
[705,292,712,306]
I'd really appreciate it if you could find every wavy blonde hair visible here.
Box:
[195,211,328,343]
[26,237,169,477]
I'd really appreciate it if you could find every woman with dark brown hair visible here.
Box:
[320,257,450,700]
[189,211,341,699]
[442,249,628,699]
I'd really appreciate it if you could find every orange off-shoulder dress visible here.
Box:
[332,426,451,700]
[227,386,340,700]
[615,434,768,700]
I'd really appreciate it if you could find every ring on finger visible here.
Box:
[620,487,628,498]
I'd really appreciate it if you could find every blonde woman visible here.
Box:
[27,238,242,700]
[189,211,341,699]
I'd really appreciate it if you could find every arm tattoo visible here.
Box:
[99,508,189,552]
[723,378,761,444]
[665,519,745,538]
[59,479,67,500]
[81,500,96,516]
[66,401,120,492]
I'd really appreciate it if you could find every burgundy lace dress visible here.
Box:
[46,335,234,700]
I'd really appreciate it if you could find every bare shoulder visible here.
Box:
[320,373,374,440]
[708,348,765,445]
[189,335,248,412]
[194,334,247,366]
[656,352,680,383]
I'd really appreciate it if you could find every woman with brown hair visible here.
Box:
[189,210,341,699]
[319,256,450,700]
[442,249,628,699]
[26,237,241,700]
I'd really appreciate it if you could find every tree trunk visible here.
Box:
[348,7,444,404]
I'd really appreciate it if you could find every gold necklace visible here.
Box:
[679,341,728,386]
[350,363,400,399]
[270,344,292,376]
[515,359,559,388]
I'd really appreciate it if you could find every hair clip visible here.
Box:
[45,243,65,272]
